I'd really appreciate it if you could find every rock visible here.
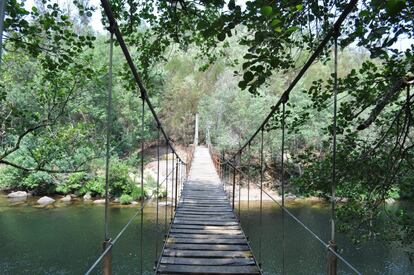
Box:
[60,195,72,202]
[159,201,172,206]
[7,191,28,198]
[113,198,120,203]
[37,196,55,205]
[285,193,297,200]
[385,198,396,204]
[131,201,138,205]
[70,194,77,198]
[93,199,106,204]
[83,192,92,200]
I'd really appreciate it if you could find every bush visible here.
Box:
[130,185,146,200]
[21,171,55,194]
[120,194,133,205]
[0,166,26,190]
[56,172,88,194]
[109,160,134,197]
[79,177,105,197]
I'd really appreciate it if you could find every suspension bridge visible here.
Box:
[80,0,365,274]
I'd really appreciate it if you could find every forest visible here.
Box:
[1,0,414,267]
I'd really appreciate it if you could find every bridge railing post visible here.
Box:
[327,241,337,275]
[175,159,179,210]
[103,239,112,275]
[232,158,236,210]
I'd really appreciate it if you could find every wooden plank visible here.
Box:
[167,238,247,244]
[164,243,250,251]
[169,233,244,239]
[174,219,238,226]
[157,264,260,274]
[171,224,240,230]
[169,229,243,235]
[162,249,252,258]
[159,257,255,266]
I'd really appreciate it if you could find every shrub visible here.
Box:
[120,194,133,205]
[79,177,105,197]
[56,172,88,194]
[0,166,25,190]
[109,160,134,197]
[21,171,55,194]
[130,185,146,200]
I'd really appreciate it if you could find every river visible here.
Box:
[0,194,412,274]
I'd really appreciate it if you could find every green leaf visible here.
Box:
[243,71,254,82]
[217,32,226,41]
[385,0,406,16]
[296,4,303,11]
[274,27,282,33]
[271,18,281,27]
[228,0,235,10]
[261,6,272,16]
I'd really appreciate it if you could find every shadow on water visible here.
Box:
[0,194,413,274]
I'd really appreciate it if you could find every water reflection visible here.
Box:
[0,195,412,274]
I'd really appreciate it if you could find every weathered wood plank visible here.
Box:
[164,243,250,251]
[157,264,260,274]
[159,257,255,266]
[169,233,245,239]
[162,249,252,258]
[167,238,247,244]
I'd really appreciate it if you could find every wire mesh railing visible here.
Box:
[208,0,362,274]
[83,0,194,274]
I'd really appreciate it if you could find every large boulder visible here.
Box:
[7,191,28,198]
[93,199,106,204]
[60,195,72,202]
[83,192,92,200]
[37,196,55,205]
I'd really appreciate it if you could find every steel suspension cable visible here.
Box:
[247,142,251,234]
[154,126,160,265]
[231,0,358,159]
[258,128,264,266]
[238,153,242,219]
[165,144,169,232]
[104,29,114,246]
[328,31,339,275]
[171,153,174,219]
[218,156,362,274]
[139,95,145,274]
[101,28,114,275]
[281,102,286,275]
[99,0,185,164]
[0,0,6,70]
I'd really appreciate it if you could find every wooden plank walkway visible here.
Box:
[156,146,261,274]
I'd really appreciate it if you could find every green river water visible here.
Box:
[0,194,413,274]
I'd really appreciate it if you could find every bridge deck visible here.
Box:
[156,146,260,274]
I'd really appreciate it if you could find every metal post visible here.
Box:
[154,126,160,265]
[0,0,6,70]
[165,144,168,232]
[170,153,174,219]
[175,159,179,210]
[103,28,114,275]
[232,158,236,210]
[140,94,145,275]
[102,239,112,275]
[259,128,264,264]
[281,102,286,275]
[194,113,199,146]
[327,30,339,275]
